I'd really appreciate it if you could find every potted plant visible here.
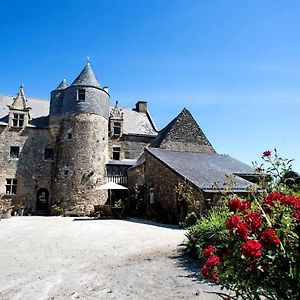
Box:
[16,201,25,216]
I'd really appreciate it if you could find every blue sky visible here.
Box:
[1,0,300,172]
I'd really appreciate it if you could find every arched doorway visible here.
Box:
[36,188,49,211]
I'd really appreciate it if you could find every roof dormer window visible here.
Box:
[12,113,24,127]
[77,89,86,102]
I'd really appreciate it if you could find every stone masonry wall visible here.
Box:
[51,113,108,213]
[143,152,204,223]
[108,135,155,160]
[0,125,54,211]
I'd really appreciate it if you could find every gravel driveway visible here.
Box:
[0,217,221,300]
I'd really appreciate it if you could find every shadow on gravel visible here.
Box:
[71,217,182,230]
[171,250,205,282]
[171,249,231,299]
[123,218,182,230]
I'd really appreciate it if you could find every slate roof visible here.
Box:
[0,94,157,134]
[121,108,157,136]
[0,95,49,118]
[71,63,101,88]
[55,78,68,90]
[145,147,257,192]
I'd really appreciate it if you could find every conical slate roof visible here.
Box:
[55,78,67,90]
[71,63,100,88]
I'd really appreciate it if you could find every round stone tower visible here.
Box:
[51,63,110,213]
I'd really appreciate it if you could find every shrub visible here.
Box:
[50,204,64,216]
[185,206,229,258]
[200,150,300,300]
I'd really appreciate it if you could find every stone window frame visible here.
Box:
[10,146,20,159]
[205,198,212,209]
[113,122,121,137]
[66,129,73,140]
[5,178,17,195]
[44,148,54,160]
[149,187,155,204]
[62,167,70,178]
[112,146,121,160]
[77,89,86,102]
[12,113,24,127]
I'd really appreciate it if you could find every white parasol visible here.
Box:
[96,182,128,205]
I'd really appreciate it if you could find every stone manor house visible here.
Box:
[0,63,257,222]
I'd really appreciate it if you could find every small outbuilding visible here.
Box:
[128,108,258,223]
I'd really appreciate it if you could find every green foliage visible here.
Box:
[199,150,300,300]
[128,183,147,216]
[50,202,64,216]
[181,212,198,228]
[185,206,230,258]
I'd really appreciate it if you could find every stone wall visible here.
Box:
[0,125,54,211]
[128,164,145,188]
[139,152,205,223]
[51,113,108,212]
[108,134,155,160]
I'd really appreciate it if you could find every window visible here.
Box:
[44,148,54,160]
[112,147,120,160]
[149,187,155,204]
[113,122,121,136]
[63,167,69,177]
[77,89,86,101]
[205,198,212,209]
[5,178,17,194]
[67,129,73,140]
[12,113,24,127]
[10,146,20,159]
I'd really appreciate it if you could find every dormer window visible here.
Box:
[113,122,121,136]
[77,89,86,101]
[12,113,24,127]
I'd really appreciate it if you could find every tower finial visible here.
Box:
[87,56,90,65]
[20,83,24,94]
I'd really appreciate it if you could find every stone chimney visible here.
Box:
[135,101,147,113]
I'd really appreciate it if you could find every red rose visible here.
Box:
[225,215,241,230]
[212,272,220,284]
[204,245,215,257]
[205,255,220,269]
[261,228,280,247]
[263,150,271,157]
[236,222,248,241]
[201,266,211,278]
[292,212,300,222]
[263,192,284,206]
[228,199,241,211]
[241,240,262,259]
[245,212,262,233]
[281,195,299,207]
[239,201,250,212]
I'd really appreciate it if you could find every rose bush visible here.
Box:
[200,151,300,300]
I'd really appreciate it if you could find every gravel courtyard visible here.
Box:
[0,217,221,300]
